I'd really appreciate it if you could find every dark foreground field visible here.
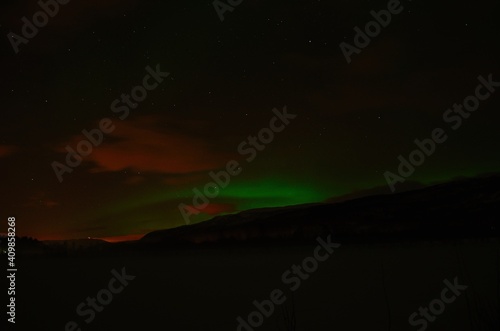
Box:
[16,238,500,331]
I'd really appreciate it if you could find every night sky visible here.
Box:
[1,0,499,241]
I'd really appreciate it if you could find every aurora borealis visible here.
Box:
[1,0,500,241]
